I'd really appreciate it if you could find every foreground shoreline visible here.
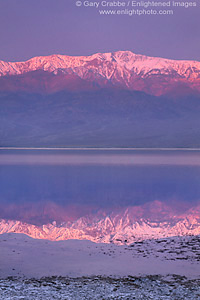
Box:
[1,233,200,299]
[1,274,200,299]
[0,233,200,279]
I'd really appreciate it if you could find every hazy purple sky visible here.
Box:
[0,0,199,62]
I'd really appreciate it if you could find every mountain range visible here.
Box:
[0,51,200,96]
[0,201,200,244]
[0,51,200,147]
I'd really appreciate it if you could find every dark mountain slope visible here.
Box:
[0,89,200,148]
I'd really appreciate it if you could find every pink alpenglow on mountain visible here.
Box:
[0,51,200,96]
[1,201,200,245]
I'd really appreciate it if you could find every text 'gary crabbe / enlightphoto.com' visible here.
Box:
[75,1,198,16]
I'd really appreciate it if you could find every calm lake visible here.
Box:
[0,149,200,223]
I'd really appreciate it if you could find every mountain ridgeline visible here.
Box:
[1,201,200,244]
[0,51,200,148]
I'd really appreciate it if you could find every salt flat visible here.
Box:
[1,275,200,300]
[0,233,199,279]
[0,233,200,299]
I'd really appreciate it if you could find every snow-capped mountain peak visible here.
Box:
[0,51,200,95]
[1,50,200,77]
[0,202,200,245]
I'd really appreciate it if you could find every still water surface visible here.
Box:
[0,150,200,222]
